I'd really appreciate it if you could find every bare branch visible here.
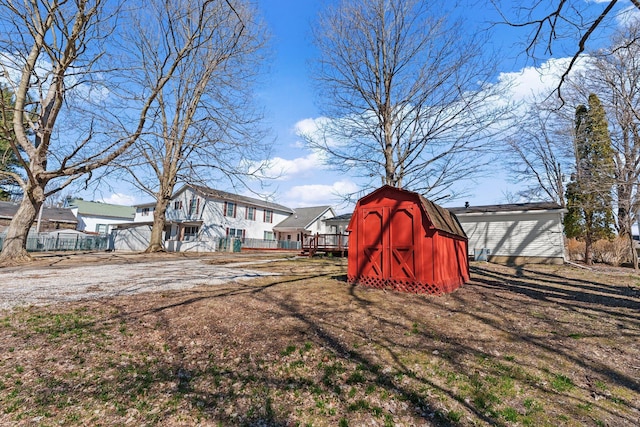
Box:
[307,0,514,199]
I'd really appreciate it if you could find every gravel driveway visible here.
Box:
[0,255,280,311]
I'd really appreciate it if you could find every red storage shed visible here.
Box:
[347,185,469,294]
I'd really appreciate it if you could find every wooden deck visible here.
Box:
[301,233,349,257]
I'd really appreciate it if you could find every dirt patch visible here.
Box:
[0,251,293,311]
[2,250,295,270]
[0,255,638,426]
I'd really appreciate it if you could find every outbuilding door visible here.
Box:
[360,204,419,282]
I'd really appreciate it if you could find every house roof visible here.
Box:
[0,201,78,224]
[274,206,333,230]
[325,213,353,223]
[448,202,564,215]
[66,198,136,219]
[171,184,294,213]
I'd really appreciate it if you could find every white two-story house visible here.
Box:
[128,184,294,251]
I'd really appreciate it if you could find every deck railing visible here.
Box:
[303,233,349,256]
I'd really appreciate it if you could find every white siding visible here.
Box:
[134,206,155,222]
[457,211,565,259]
[311,211,336,234]
[163,187,291,241]
[111,225,152,251]
[76,215,131,234]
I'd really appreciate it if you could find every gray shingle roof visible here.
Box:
[184,185,294,213]
[325,213,353,222]
[448,202,563,215]
[417,195,466,238]
[274,206,332,230]
[0,201,78,224]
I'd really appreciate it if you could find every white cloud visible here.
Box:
[294,117,333,137]
[260,151,328,181]
[294,116,345,149]
[283,179,359,210]
[496,56,586,103]
[616,4,640,26]
[100,193,138,206]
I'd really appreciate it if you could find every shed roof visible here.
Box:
[274,206,333,230]
[0,201,78,224]
[66,198,135,219]
[448,202,564,215]
[418,195,467,238]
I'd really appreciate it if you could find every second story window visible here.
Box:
[173,200,182,210]
[246,206,256,221]
[225,201,236,218]
[189,198,199,216]
[141,207,150,216]
[264,210,273,223]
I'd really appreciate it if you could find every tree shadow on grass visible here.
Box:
[7,259,638,426]
[466,265,640,395]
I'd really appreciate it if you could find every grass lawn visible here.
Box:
[0,256,638,426]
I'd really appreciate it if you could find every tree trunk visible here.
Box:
[584,234,593,266]
[617,183,631,237]
[630,229,638,270]
[0,188,44,265]
[628,210,638,270]
[145,197,170,253]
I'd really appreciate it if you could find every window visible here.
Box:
[227,228,244,238]
[264,231,274,241]
[173,200,182,210]
[225,202,236,217]
[141,208,150,216]
[183,226,199,241]
[264,210,273,223]
[246,206,256,221]
[189,198,199,216]
[96,224,108,235]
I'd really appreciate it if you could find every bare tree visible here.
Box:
[304,0,513,200]
[116,0,269,252]
[504,102,574,205]
[490,0,640,98]
[575,22,640,267]
[0,0,209,264]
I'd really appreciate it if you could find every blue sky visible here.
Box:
[94,0,639,212]
[245,0,547,211]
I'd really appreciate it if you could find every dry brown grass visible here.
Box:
[566,237,632,266]
[0,255,639,426]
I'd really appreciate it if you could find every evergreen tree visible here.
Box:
[0,86,20,200]
[564,93,615,265]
